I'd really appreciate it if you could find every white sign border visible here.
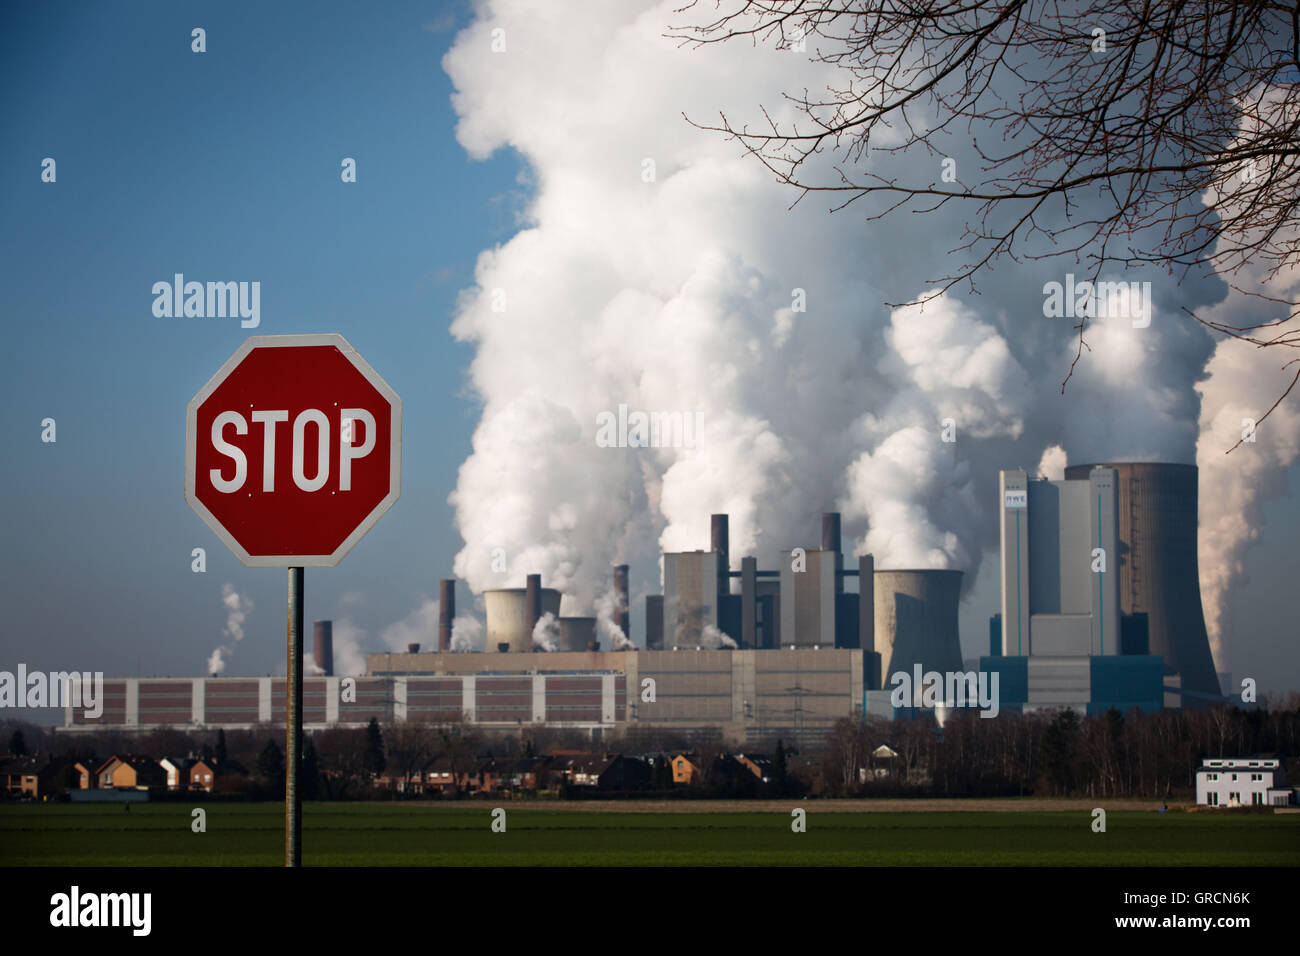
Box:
[185,333,402,568]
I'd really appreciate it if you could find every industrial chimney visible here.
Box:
[407,643,420,654]
[438,579,455,652]
[711,513,730,606]
[312,621,334,677]
[613,564,630,642]
[524,574,541,641]
[821,512,842,554]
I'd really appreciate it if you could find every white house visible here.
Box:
[1195,757,1292,807]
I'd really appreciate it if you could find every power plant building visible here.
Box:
[988,463,1203,714]
[62,462,1218,745]
[1064,462,1222,702]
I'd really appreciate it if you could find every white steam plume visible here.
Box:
[441,2,1240,636]
[594,586,634,650]
[207,583,252,675]
[450,615,483,652]
[532,611,559,652]
[1037,445,1068,481]
[703,624,737,650]
[379,598,441,653]
[1194,84,1300,672]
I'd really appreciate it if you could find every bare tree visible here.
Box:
[673,1,1300,434]
[386,720,438,795]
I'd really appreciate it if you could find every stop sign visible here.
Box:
[185,333,401,566]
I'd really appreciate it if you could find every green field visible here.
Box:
[2,803,1297,866]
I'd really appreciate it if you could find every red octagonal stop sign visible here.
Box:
[186,334,402,567]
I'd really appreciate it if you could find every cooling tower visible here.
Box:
[557,617,597,652]
[438,579,455,652]
[484,587,562,652]
[1064,462,1221,700]
[312,621,333,677]
[873,570,964,681]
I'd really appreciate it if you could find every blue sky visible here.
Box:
[2,0,1297,708]
[2,1,513,684]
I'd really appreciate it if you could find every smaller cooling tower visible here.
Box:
[874,570,964,682]
[557,617,597,652]
[484,586,562,652]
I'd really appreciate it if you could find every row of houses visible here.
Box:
[376,750,780,795]
[0,753,246,800]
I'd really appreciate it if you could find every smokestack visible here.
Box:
[312,621,334,677]
[613,564,630,640]
[822,512,842,553]
[824,512,844,594]
[711,514,730,604]
[711,514,730,568]
[741,556,757,649]
[524,574,541,642]
[497,642,511,653]
[438,579,455,652]
[859,554,876,688]
[407,643,420,654]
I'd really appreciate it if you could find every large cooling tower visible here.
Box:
[1065,462,1221,700]
[873,570,964,680]
[556,617,597,652]
[484,586,562,652]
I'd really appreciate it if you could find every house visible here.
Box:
[420,753,460,793]
[594,755,651,791]
[670,753,701,785]
[1195,757,1293,808]
[189,759,234,792]
[2,756,78,799]
[96,755,166,791]
[72,761,98,789]
[861,744,900,781]
[735,753,773,783]
[159,757,198,791]
[475,757,505,792]
[505,756,550,790]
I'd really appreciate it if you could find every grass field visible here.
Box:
[2,801,1297,866]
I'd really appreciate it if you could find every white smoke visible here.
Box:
[450,615,483,652]
[1193,84,1300,672]
[594,585,634,650]
[328,619,369,677]
[532,611,559,652]
[440,1,1259,649]
[207,583,252,675]
[379,598,441,653]
[703,624,737,650]
[1037,445,1068,481]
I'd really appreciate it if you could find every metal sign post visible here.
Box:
[287,567,304,867]
[186,334,401,869]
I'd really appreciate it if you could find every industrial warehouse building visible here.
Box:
[58,461,1223,741]
[58,650,865,749]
